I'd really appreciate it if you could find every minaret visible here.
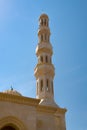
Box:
[34,14,58,107]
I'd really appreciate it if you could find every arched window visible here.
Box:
[50,57,52,63]
[47,22,48,26]
[48,35,49,42]
[40,80,43,91]
[41,19,43,26]
[44,19,46,26]
[47,79,49,87]
[45,34,46,41]
[46,79,49,92]
[40,56,43,62]
[46,55,48,63]
[51,81,54,94]
[1,126,16,130]
[41,35,43,41]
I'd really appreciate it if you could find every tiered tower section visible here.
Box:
[34,14,57,107]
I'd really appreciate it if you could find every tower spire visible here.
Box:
[34,14,58,107]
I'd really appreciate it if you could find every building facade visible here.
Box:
[0,14,67,130]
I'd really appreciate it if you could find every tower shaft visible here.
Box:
[34,14,57,107]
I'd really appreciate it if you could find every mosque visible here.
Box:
[0,14,67,130]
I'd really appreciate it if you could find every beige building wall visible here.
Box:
[0,93,66,130]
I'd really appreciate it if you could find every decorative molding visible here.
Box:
[37,105,66,114]
[0,93,40,106]
[0,93,67,114]
[0,116,27,130]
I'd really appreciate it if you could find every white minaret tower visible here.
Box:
[34,14,58,107]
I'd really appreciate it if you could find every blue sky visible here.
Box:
[0,0,87,130]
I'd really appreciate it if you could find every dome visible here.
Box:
[3,88,22,96]
[39,13,49,20]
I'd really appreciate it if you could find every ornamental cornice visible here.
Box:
[38,27,50,35]
[37,105,67,114]
[0,93,40,106]
[36,44,53,56]
[34,63,54,70]
[34,63,55,78]
[37,105,57,113]
[56,107,67,114]
[0,116,27,130]
[0,93,67,114]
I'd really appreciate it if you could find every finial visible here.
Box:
[11,85,13,90]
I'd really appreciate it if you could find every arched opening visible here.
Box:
[40,80,43,91]
[46,79,50,92]
[46,55,48,63]
[51,81,54,94]
[41,19,43,26]
[45,34,47,41]
[41,34,43,41]
[1,126,16,130]
[44,19,46,26]
[40,56,43,62]
[0,116,26,130]
[47,34,49,42]
[50,57,52,63]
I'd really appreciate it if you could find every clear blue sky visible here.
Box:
[0,0,87,130]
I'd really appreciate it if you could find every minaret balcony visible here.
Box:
[34,63,55,78]
[38,26,50,34]
[36,43,53,56]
